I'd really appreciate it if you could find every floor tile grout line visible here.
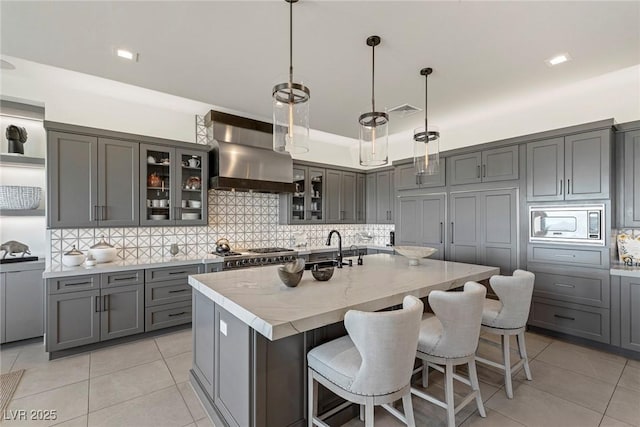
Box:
[85,383,180,416]
[86,352,91,427]
[10,376,90,402]
[598,359,628,427]
[89,354,164,381]
[176,382,198,425]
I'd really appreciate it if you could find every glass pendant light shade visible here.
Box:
[414,124,440,175]
[414,67,440,175]
[359,35,389,166]
[272,0,310,154]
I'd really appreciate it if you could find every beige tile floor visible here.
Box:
[1,329,638,427]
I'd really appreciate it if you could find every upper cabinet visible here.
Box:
[140,144,208,226]
[396,194,445,260]
[527,129,611,202]
[395,161,446,190]
[623,129,640,227]
[449,146,518,186]
[280,166,326,224]
[325,169,357,223]
[48,132,139,228]
[356,173,366,224]
[365,170,394,224]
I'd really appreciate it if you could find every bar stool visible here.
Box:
[307,296,423,427]
[475,270,535,399]
[412,282,487,427]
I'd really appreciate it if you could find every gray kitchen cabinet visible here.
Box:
[193,290,215,398]
[48,132,140,227]
[281,166,326,224]
[341,171,357,222]
[1,268,44,343]
[620,277,640,352]
[140,144,208,226]
[98,138,139,227]
[366,173,377,223]
[100,284,144,341]
[396,194,445,260]
[527,130,611,201]
[325,169,342,223]
[395,161,446,190]
[623,130,640,227]
[325,169,357,223]
[47,289,101,352]
[528,264,610,308]
[376,170,395,224]
[449,146,519,187]
[47,131,99,228]
[450,189,518,273]
[356,173,366,223]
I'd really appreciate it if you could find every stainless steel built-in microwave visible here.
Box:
[529,204,605,246]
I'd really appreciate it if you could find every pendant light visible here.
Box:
[272,0,310,154]
[414,67,440,175]
[359,35,388,166]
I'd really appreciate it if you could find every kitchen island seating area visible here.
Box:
[476,270,536,399]
[307,295,424,427]
[412,281,488,427]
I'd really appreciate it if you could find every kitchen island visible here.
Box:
[188,254,499,427]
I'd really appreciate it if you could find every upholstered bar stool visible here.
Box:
[307,296,423,427]
[412,282,487,427]
[475,270,535,399]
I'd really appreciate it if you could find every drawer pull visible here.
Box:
[556,254,576,258]
[168,271,187,275]
[554,314,575,321]
[168,289,189,294]
[168,311,187,317]
[554,283,575,288]
[113,276,136,281]
[66,281,91,286]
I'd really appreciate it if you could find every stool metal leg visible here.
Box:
[444,361,455,427]
[359,405,365,421]
[422,361,429,388]
[517,331,532,381]
[308,368,318,427]
[365,397,374,427]
[402,393,416,427]
[468,360,486,417]
[502,334,513,399]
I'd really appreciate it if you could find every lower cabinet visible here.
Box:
[620,277,640,352]
[47,289,101,351]
[396,194,445,260]
[100,284,144,341]
[1,266,45,344]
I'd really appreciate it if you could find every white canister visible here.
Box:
[62,245,85,267]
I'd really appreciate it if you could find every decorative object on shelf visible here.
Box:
[413,67,440,176]
[181,212,200,220]
[147,172,161,188]
[85,254,97,267]
[89,235,118,263]
[187,156,200,168]
[358,35,389,166]
[617,233,640,263]
[394,246,438,266]
[62,245,85,267]
[272,0,310,154]
[185,176,201,190]
[0,240,31,259]
[5,125,28,155]
[161,158,170,165]
[169,243,180,256]
[0,186,42,210]
[189,200,202,208]
[278,258,305,287]
[147,155,156,164]
[150,214,168,220]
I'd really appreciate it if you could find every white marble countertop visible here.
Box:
[189,254,499,341]
[43,254,224,279]
[610,264,640,278]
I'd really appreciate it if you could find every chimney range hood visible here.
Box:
[206,110,295,193]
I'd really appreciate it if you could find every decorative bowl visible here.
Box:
[394,246,438,266]
[311,267,334,281]
[0,186,42,210]
[277,267,304,288]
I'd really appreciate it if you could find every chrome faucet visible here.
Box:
[326,230,343,268]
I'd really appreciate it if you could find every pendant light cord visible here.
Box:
[289,0,293,90]
[371,44,376,113]
[424,72,428,136]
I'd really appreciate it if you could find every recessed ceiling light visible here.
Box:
[116,49,137,61]
[545,53,571,66]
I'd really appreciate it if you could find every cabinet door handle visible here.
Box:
[92,205,99,222]
[553,314,575,321]
[451,222,454,244]
[101,205,107,221]
[168,271,187,275]
[65,281,92,287]
[482,164,486,178]
[440,222,443,244]
[168,311,187,317]
[416,175,420,185]
[95,295,101,312]
[554,283,575,288]
[103,295,110,311]
[168,289,189,294]
[477,165,481,179]
[113,276,136,282]
[567,179,571,194]
[559,180,563,195]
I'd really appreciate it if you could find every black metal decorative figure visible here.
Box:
[6,125,28,154]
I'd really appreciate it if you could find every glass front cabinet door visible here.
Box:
[175,149,207,226]
[307,168,325,223]
[291,166,308,223]
[286,166,325,224]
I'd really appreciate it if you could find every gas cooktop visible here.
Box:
[211,247,298,270]
[247,247,294,254]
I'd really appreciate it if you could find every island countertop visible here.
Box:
[188,254,499,341]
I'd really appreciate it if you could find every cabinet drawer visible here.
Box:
[528,245,607,268]
[529,297,610,343]
[48,275,100,294]
[145,301,192,331]
[145,280,192,307]
[529,265,610,307]
[145,264,202,283]
[101,270,144,288]
[206,263,222,273]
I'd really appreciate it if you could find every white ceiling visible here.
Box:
[1,1,639,139]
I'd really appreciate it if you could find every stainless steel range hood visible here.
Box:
[205,110,295,193]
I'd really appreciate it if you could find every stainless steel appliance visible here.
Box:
[212,247,298,270]
[529,204,605,246]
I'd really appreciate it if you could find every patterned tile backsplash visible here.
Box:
[612,228,640,263]
[47,190,394,266]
